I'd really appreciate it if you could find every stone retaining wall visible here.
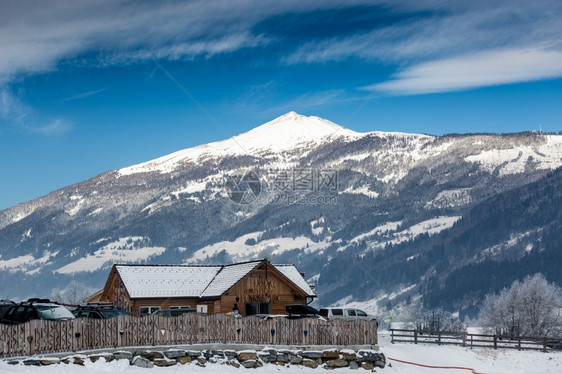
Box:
[6,347,386,370]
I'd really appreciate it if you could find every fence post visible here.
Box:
[117,316,123,348]
[543,338,547,353]
[438,331,441,346]
[493,335,497,350]
[414,329,418,344]
[391,329,394,343]
[25,321,33,356]
[462,332,466,347]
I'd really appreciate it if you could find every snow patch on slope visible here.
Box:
[170,180,208,197]
[348,216,462,253]
[56,237,166,274]
[465,136,562,176]
[349,221,402,246]
[480,230,537,258]
[339,217,459,253]
[335,284,417,315]
[188,231,330,263]
[0,251,58,274]
[342,185,379,199]
[425,188,472,209]
[310,217,325,235]
[388,216,462,246]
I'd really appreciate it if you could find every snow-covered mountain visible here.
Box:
[1,112,561,317]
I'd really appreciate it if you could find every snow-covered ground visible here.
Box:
[2,332,560,373]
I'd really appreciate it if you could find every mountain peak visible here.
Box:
[273,111,301,120]
[234,112,359,152]
[118,112,361,176]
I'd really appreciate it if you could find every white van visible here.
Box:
[318,307,377,322]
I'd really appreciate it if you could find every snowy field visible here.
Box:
[1,332,560,374]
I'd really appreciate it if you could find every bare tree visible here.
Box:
[50,281,94,305]
[403,302,466,333]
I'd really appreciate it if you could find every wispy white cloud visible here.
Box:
[0,87,73,135]
[26,118,74,136]
[0,0,366,82]
[61,88,106,102]
[286,1,562,64]
[1,0,561,96]
[285,1,562,94]
[369,47,562,95]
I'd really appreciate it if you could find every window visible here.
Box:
[35,305,74,320]
[245,302,270,316]
[139,306,160,315]
[356,310,367,317]
[332,309,343,316]
[347,309,356,316]
[19,306,34,322]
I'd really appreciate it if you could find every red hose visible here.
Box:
[387,356,501,374]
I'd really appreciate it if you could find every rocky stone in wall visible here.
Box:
[238,351,258,361]
[301,351,324,359]
[323,349,340,359]
[326,359,349,368]
[113,351,133,362]
[132,357,154,368]
[164,350,186,359]
[154,358,177,367]
[302,358,319,368]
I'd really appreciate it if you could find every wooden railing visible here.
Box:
[390,329,562,352]
[0,315,378,358]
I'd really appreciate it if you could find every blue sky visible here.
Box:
[1,0,562,210]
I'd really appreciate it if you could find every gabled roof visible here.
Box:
[113,259,315,299]
[116,264,222,298]
[201,261,262,297]
[274,264,316,296]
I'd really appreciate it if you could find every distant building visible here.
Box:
[87,259,316,316]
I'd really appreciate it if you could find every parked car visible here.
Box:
[0,299,16,319]
[1,299,75,325]
[245,305,326,321]
[72,305,128,319]
[286,304,319,315]
[153,308,197,317]
[260,314,327,321]
[282,304,326,320]
[318,307,377,322]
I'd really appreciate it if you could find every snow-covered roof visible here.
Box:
[115,260,315,299]
[201,261,261,297]
[274,265,316,296]
[116,265,222,298]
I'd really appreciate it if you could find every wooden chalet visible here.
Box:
[88,259,316,316]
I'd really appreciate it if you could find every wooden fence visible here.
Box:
[0,315,378,358]
[390,329,562,352]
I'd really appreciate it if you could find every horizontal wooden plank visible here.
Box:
[391,329,560,353]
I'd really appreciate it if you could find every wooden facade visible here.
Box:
[218,262,310,316]
[92,260,314,316]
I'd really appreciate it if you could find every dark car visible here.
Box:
[72,305,128,319]
[0,299,16,319]
[286,304,319,315]
[1,299,75,325]
[257,304,325,320]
